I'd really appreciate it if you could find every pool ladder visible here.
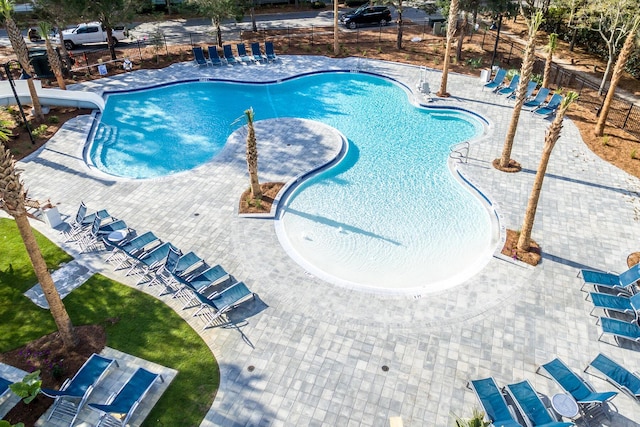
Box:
[449,141,470,163]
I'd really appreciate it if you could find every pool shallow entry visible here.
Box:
[90,71,495,292]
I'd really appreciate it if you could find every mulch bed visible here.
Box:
[238,182,285,214]
[0,325,106,426]
[501,229,541,266]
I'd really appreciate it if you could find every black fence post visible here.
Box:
[163,34,169,57]
[481,30,486,49]
[379,23,382,43]
[137,39,143,62]
[622,104,634,130]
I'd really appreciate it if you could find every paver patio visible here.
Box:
[11,56,640,426]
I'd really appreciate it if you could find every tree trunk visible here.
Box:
[437,0,459,97]
[595,22,638,136]
[106,27,116,61]
[57,28,70,58]
[569,27,577,51]
[517,97,572,251]
[45,39,66,90]
[245,108,261,199]
[396,9,403,50]
[333,0,339,55]
[598,55,614,96]
[26,78,45,123]
[456,13,467,62]
[13,215,77,349]
[216,21,223,47]
[251,7,257,32]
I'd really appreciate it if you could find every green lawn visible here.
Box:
[0,218,219,426]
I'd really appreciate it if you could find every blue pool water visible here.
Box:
[92,72,494,292]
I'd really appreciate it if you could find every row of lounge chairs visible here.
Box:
[470,354,639,427]
[579,263,640,344]
[483,68,563,117]
[193,41,278,66]
[0,353,163,426]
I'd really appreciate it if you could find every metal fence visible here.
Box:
[480,31,640,139]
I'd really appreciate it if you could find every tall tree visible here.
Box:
[581,0,639,95]
[85,0,143,60]
[244,107,261,199]
[541,32,557,89]
[595,16,640,137]
[517,92,579,251]
[33,0,86,61]
[378,0,405,50]
[0,142,77,349]
[436,0,459,97]
[0,0,45,123]
[38,21,66,90]
[188,0,241,47]
[497,9,543,170]
[333,0,339,55]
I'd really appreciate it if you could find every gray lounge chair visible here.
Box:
[193,281,256,329]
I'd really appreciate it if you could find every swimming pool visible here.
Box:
[91,72,496,292]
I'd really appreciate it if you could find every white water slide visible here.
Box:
[0,80,104,111]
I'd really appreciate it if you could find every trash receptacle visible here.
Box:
[28,48,54,79]
[480,69,490,83]
[43,206,62,228]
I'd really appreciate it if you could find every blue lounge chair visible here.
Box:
[207,46,222,66]
[236,43,254,64]
[533,93,563,117]
[504,380,574,427]
[192,46,207,66]
[107,231,160,268]
[483,68,507,91]
[523,88,550,110]
[497,75,520,96]
[223,44,238,64]
[146,245,182,292]
[173,264,230,308]
[88,367,162,427]
[537,357,617,420]
[174,251,205,279]
[580,263,640,295]
[127,242,180,285]
[42,354,117,426]
[468,378,523,427]
[585,353,640,402]
[0,376,11,400]
[509,80,537,100]
[251,42,266,62]
[589,292,640,319]
[265,41,278,62]
[193,281,256,329]
[63,201,89,241]
[597,316,640,344]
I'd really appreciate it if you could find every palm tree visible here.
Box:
[517,91,579,252]
[436,0,460,97]
[333,0,339,55]
[244,107,261,199]
[38,21,66,90]
[0,141,77,349]
[496,10,543,170]
[0,0,45,123]
[541,33,558,89]
[595,16,640,137]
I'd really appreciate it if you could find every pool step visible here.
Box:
[94,123,119,147]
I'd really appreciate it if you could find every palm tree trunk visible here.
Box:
[245,108,261,199]
[106,27,116,61]
[396,8,403,50]
[518,93,577,251]
[437,0,459,97]
[333,0,339,55]
[26,78,45,123]
[45,39,66,90]
[542,51,553,89]
[499,12,542,169]
[14,214,77,348]
[595,21,639,136]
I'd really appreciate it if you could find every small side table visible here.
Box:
[107,230,128,243]
[551,393,579,420]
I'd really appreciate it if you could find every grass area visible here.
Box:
[0,218,219,426]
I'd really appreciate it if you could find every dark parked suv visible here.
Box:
[340,5,392,29]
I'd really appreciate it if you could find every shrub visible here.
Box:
[47,115,59,124]
[32,124,48,139]
[9,370,42,404]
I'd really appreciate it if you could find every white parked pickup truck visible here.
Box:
[55,22,128,50]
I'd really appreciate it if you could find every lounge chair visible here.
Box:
[265,41,278,62]
[62,201,88,241]
[41,354,117,426]
[0,375,11,399]
[533,93,563,117]
[146,246,182,292]
[508,80,537,100]
[192,46,207,66]
[537,357,617,420]
[106,231,160,268]
[483,68,507,91]
[588,292,640,319]
[504,380,574,427]
[193,281,256,329]
[88,367,162,427]
[223,45,238,64]
[597,316,640,344]
[497,75,520,96]
[173,264,230,308]
[236,43,254,64]
[467,378,523,427]
[126,242,180,285]
[207,46,223,66]
[523,88,550,110]
[250,42,266,62]
[585,353,640,402]
[579,263,640,295]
